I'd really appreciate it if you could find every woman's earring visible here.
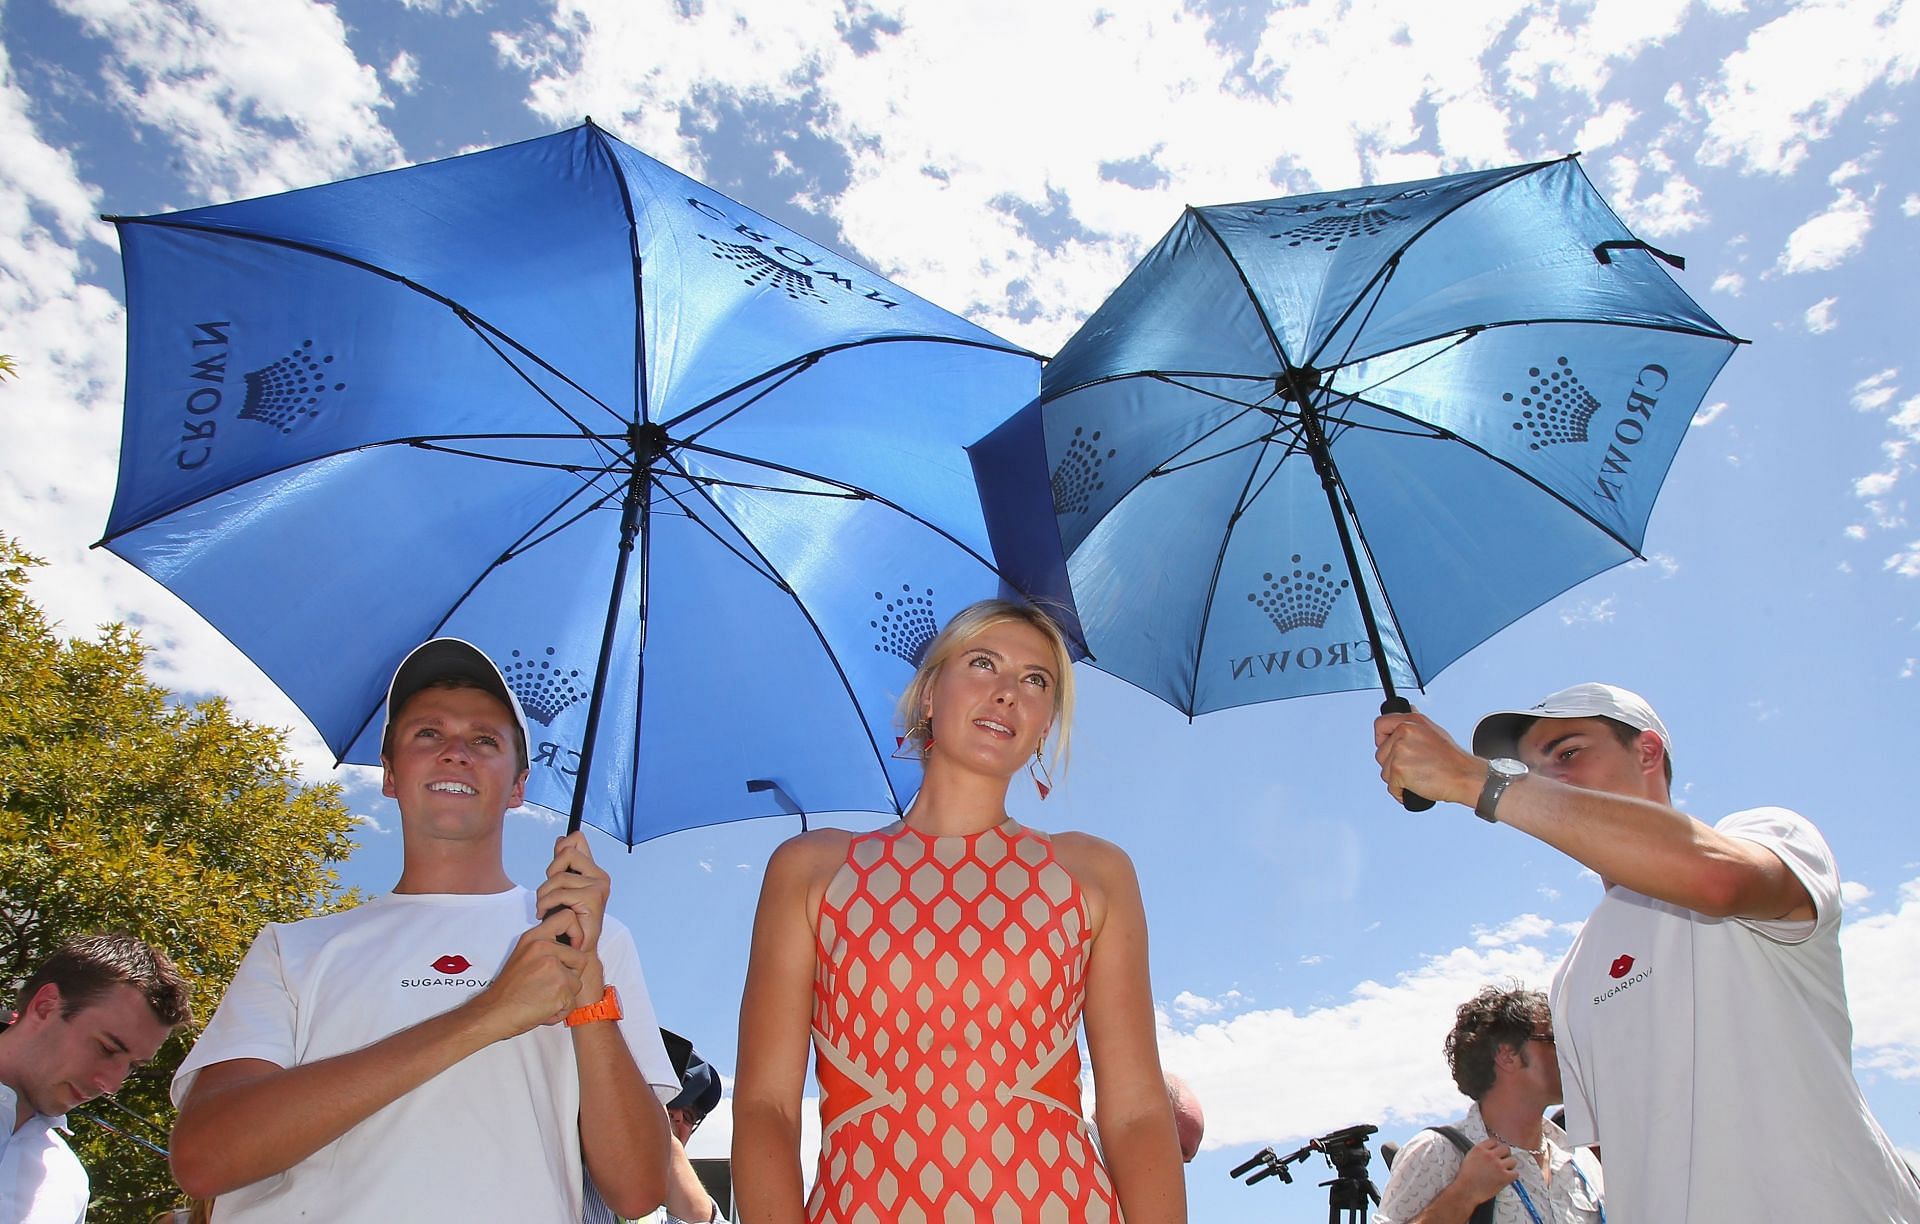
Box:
[1029,744,1053,800]
[893,715,933,761]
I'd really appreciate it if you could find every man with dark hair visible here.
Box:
[170,638,678,1221]
[1376,986,1599,1224]
[1376,682,1920,1222]
[0,933,192,1222]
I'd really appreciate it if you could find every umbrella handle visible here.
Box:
[545,867,584,946]
[1379,697,1437,812]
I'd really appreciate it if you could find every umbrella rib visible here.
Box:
[653,449,904,808]
[1188,209,1294,368]
[665,335,1038,438]
[1331,389,1643,556]
[1331,315,1745,371]
[104,215,634,433]
[1183,431,1278,718]
[403,441,621,475]
[94,436,618,545]
[674,356,817,442]
[1302,156,1567,371]
[646,475,784,585]
[681,442,1009,576]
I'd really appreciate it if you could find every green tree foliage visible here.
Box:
[0,536,360,1222]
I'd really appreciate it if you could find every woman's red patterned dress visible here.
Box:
[806,819,1120,1224]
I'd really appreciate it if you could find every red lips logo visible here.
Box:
[432,954,471,975]
[1609,954,1634,979]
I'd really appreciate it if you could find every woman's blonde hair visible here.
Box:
[895,599,1076,770]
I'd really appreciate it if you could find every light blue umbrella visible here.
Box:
[99,122,1053,845]
[983,156,1740,781]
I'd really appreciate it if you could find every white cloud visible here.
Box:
[402,0,487,11]
[388,50,421,94]
[1692,400,1730,426]
[1698,0,1920,175]
[1605,152,1706,236]
[1174,990,1224,1018]
[1711,271,1745,295]
[1904,193,1920,216]
[1473,913,1556,947]
[1842,880,1875,907]
[1574,101,1637,151]
[1159,934,1564,1147]
[1506,0,1690,100]
[1779,188,1874,273]
[1853,369,1901,413]
[1805,296,1840,333]
[1843,878,1920,1077]
[1559,596,1617,626]
[54,0,403,198]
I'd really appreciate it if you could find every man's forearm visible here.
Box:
[576,1020,670,1218]
[171,1000,507,1197]
[1493,776,1807,918]
[664,1133,719,1222]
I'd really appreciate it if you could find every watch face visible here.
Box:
[1490,757,1529,779]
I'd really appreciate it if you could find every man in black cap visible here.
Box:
[1375,682,1920,1222]
[171,638,679,1221]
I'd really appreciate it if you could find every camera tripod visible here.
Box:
[1230,1123,1382,1224]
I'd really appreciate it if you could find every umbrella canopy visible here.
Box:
[986,155,1741,720]
[100,121,1057,845]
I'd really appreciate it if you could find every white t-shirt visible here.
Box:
[1552,807,1920,1223]
[0,1085,87,1223]
[1375,1102,1601,1224]
[174,887,677,1222]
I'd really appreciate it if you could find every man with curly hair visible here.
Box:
[1376,986,1599,1224]
[0,933,193,1223]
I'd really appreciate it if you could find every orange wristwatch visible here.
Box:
[566,984,622,1027]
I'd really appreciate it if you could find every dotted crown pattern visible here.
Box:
[238,340,345,433]
[501,646,588,726]
[700,235,830,304]
[1505,356,1599,450]
[1249,555,1351,633]
[872,586,938,667]
[1049,426,1116,516]
[1273,207,1408,251]
[807,821,1117,1224]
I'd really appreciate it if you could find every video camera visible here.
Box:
[1231,1123,1381,1222]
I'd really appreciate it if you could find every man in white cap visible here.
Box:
[1375,683,1920,1223]
[170,638,678,1221]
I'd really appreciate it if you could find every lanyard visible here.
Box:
[1511,1159,1603,1224]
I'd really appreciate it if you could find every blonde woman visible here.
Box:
[734,600,1185,1223]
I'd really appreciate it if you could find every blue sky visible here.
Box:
[3,1,1918,1220]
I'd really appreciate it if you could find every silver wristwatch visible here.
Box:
[1475,758,1528,822]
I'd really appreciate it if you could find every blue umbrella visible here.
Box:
[99,121,1056,845]
[980,156,1740,781]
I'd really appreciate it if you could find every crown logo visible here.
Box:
[1249,556,1350,633]
[1050,426,1117,516]
[1505,356,1599,450]
[700,236,829,304]
[501,647,588,726]
[238,340,344,433]
[1273,208,1408,252]
[872,585,937,666]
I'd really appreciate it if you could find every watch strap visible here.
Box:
[566,984,622,1027]
[1474,766,1513,823]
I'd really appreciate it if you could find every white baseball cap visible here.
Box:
[1472,682,1672,761]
